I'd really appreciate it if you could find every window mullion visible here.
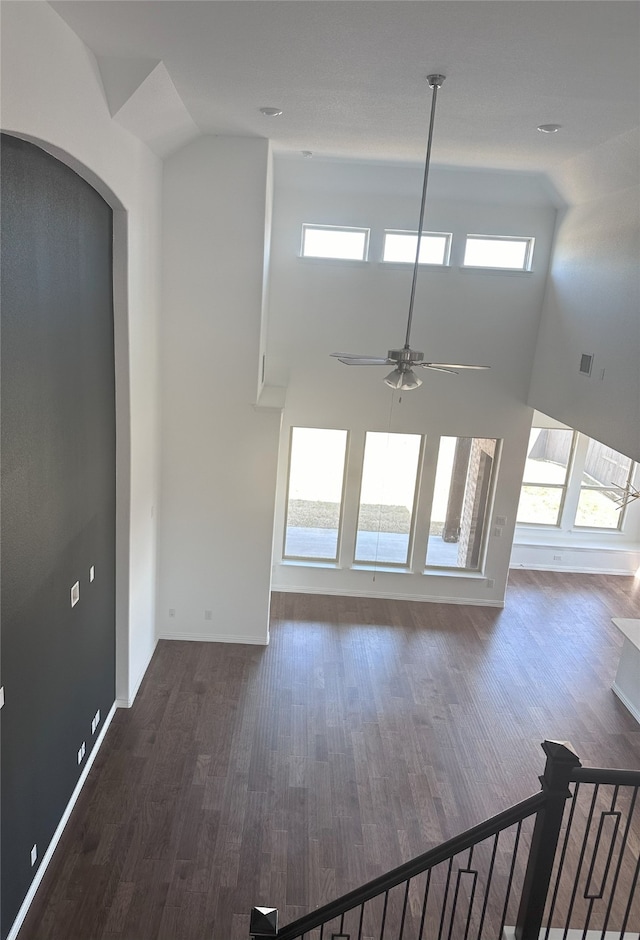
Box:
[337,430,365,568]
[561,432,588,530]
[410,435,439,572]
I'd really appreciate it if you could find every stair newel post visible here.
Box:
[250,907,278,940]
[514,740,582,940]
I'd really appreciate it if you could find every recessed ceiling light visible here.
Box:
[260,107,283,117]
[537,124,562,133]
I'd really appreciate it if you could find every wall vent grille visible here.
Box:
[579,353,593,375]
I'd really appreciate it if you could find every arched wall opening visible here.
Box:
[1,130,133,704]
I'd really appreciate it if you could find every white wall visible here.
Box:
[157,136,281,644]
[530,132,640,463]
[267,157,558,605]
[1,0,162,705]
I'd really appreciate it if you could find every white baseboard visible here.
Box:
[504,930,638,939]
[612,681,640,725]
[116,637,158,708]
[273,584,505,608]
[7,702,118,940]
[157,631,269,645]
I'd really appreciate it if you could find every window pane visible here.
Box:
[383,232,450,264]
[302,225,368,260]
[581,439,632,488]
[575,488,623,529]
[516,485,563,525]
[284,428,347,559]
[355,432,421,565]
[426,437,497,569]
[523,428,574,485]
[463,236,532,270]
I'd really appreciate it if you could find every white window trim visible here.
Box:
[282,427,350,563]
[281,428,501,577]
[516,430,637,536]
[381,229,453,266]
[463,233,535,272]
[300,223,370,262]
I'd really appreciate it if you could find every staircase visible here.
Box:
[250,741,639,940]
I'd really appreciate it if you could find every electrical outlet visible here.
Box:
[204,610,213,621]
[492,526,503,538]
[553,554,563,562]
[169,608,175,618]
[91,709,100,734]
[0,686,4,710]
[31,844,37,867]
[89,565,95,582]
[71,581,80,607]
[77,741,86,765]
[486,579,495,589]
[495,515,507,527]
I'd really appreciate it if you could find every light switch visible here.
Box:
[71,581,80,607]
[0,686,4,709]
[89,566,95,582]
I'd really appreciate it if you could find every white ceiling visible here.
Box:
[51,0,640,175]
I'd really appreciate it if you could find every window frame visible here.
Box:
[280,427,502,576]
[516,429,578,528]
[574,442,635,531]
[516,428,637,534]
[423,436,501,572]
[300,223,370,262]
[282,426,350,563]
[381,229,452,266]
[353,430,425,569]
[462,234,535,272]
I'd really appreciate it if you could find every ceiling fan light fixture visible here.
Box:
[384,367,423,391]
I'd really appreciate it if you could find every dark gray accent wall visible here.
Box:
[1,134,116,939]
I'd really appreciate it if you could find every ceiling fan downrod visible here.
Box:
[404,73,445,351]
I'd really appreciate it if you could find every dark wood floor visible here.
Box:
[17,571,640,939]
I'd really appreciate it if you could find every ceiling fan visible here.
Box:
[331,74,489,391]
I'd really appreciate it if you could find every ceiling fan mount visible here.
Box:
[331,73,489,391]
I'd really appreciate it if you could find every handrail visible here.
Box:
[571,766,640,786]
[274,790,546,940]
[252,741,640,940]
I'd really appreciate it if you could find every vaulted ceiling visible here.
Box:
[51,0,639,192]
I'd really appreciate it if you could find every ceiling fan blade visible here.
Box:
[331,352,387,360]
[422,362,490,370]
[422,365,459,375]
[336,357,393,366]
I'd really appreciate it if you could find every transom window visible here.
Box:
[300,224,369,261]
[382,231,452,265]
[282,427,500,573]
[463,235,534,271]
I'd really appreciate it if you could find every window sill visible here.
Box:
[459,266,533,276]
[423,568,487,580]
[298,256,369,267]
[377,262,451,272]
